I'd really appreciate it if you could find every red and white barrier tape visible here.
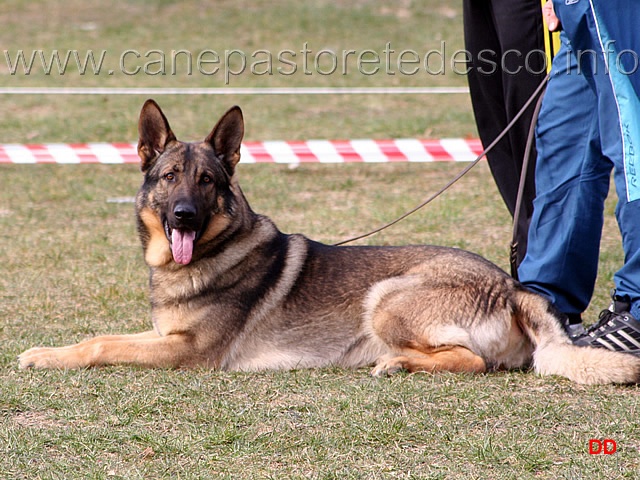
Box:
[0,139,484,164]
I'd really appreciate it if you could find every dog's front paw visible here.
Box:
[18,347,67,369]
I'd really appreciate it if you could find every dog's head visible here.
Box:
[135,99,245,267]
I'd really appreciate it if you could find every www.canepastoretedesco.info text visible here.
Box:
[2,43,560,83]
[4,42,637,83]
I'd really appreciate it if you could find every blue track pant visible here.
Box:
[518,0,640,317]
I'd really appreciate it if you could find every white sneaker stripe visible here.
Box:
[604,334,631,351]
[596,337,622,351]
[618,330,640,350]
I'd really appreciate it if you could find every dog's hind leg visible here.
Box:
[371,344,486,376]
[366,303,488,376]
[364,275,488,377]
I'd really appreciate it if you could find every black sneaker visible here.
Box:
[574,294,640,354]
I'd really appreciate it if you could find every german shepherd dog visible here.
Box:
[19,100,640,385]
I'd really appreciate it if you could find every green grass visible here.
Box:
[1,1,638,479]
[1,162,635,479]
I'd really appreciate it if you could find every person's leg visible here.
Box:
[589,3,640,317]
[491,0,546,263]
[463,0,511,203]
[518,35,611,317]
[463,0,545,264]
[552,0,640,353]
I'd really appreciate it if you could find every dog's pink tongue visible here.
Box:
[171,229,196,265]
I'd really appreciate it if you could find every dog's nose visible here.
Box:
[174,203,197,221]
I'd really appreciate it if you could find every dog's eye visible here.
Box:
[164,172,175,182]
[201,175,212,184]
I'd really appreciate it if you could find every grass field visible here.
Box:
[1,1,639,479]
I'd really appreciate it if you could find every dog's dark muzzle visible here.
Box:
[173,201,197,223]
[163,201,209,265]
[166,200,205,233]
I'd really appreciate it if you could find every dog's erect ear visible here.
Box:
[205,106,244,174]
[137,99,177,172]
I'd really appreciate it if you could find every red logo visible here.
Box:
[589,439,617,455]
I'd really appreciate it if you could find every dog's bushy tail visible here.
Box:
[515,290,640,385]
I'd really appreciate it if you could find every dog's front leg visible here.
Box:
[18,330,200,369]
